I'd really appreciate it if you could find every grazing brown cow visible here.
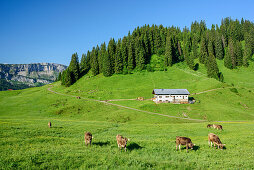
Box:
[208,133,225,150]
[212,124,223,130]
[48,121,51,128]
[207,124,223,130]
[84,132,93,146]
[176,136,195,152]
[116,134,130,152]
[76,96,81,99]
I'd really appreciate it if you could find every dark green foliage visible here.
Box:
[64,68,73,87]
[165,34,173,67]
[91,47,99,76]
[206,53,220,80]
[192,34,199,58]
[224,48,233,69]
[199,35,208,64]
[183,34,195,70]
[102,51,113,77]
[0,79,30,91]
[68,53,80,82]
[127,39,135,71]
[208,37,215,57]
[62,18,253,83]
[108,38,116,73]
[234,41,243,66]
[121,37,128,67]
[80,53,90,76]
[225,39,244,69]
[215,32,224,59]
[114,40,123,74]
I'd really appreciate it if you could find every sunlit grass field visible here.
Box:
[1,60,254,169]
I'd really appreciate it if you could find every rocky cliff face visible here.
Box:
[0,63,67,86]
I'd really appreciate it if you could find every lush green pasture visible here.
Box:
[1,60,254,169]
[1,116,254,169]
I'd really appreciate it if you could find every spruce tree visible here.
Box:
[165,34,173,67]
[192,34,198,59]
[68,53,80,82]
[121,37,128,67]
[80,53,87,76]
[127,39,134,71]
[214,32,224,59]
[102,51,113,77]
[207,53,219,79]
[199,35,208,64]
[208,38,215,57]
[224,49,233,69]
[91,47,99,76]
[108,38,116,73]
[228,38,236,68]
[114,40,123,74]
[234,41,243,66]
[64,68,73,87]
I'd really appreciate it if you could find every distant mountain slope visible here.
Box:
[0,63,67,90]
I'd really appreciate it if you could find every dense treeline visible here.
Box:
[0,79,30,91]
[60,18,254,87]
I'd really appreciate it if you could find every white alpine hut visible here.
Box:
[152,89,190,104]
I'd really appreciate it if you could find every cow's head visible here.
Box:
[124,138,130,143]
[188,143,195,149]
[219,143,226,149]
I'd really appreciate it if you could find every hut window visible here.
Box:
[159,96,162,98]
[166,96,169,98]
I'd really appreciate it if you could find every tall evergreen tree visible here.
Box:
[192,34,199,58]
[102,50,113,77]
[68,53,80,82]
[165,34,173,67]
[234,41,243,66]
[208,38,215,57]
[214,32,224,59]
[64,68,73,87]
[224,49,233,69]
[228,38,237,69]
[114,40,123,74]
[127,39,134,71]
[80,53,87,76]
[206,53,219,79]
[121,37,128,67]
[91,47,99,76]
[108,38,116,73]
[199,34,208,64]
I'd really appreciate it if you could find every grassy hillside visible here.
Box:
[1,60,254,169]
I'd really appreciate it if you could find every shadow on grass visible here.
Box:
[181,145,200,151]
[127,142,143,151]
[93,141,110,146]
[50,126,63,129]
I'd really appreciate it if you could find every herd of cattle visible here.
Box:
[48,121,225,152]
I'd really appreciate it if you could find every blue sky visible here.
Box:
[0,0,253,65]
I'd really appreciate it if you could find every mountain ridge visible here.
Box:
[0,63,67,90]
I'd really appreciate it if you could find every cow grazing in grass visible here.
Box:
[213,124,223,130]
[207,124,223,130]
[207,124,213,128]
[48,121,51,128]
[116,134,130,152]
[84,132,93,146]
[208,133,225,150]
[176,136,195,152]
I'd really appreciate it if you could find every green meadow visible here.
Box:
[1,60,254,169]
